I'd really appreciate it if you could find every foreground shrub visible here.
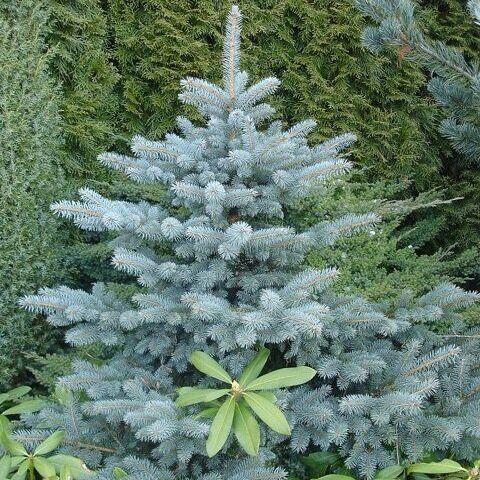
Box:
[301,451,480,480]
[21,6,480,480]
[0,387,87,480]
[177,349,315,456]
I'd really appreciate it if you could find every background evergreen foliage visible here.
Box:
[287,182,477,301]
[46,0,472,177]
[48,0,120,170]
[106,0,441,177]
[355,0,480,268]
[0,1,72,388]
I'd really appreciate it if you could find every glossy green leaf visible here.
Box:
[300,451,341,477]
[245,366,316,391]
[206,396,235,457]
[0,455,11,480]
[410,474,431,480]
[10,457,25,469]
[6,387,31,400]
[54,387,73,407]
[440,460,465,469]
[0,430,27,456]
[315,475,356,480]
[3,400,45,416]
[49,454,92,478]
[243,392,290,435]
[113,467,128,479]
[11,460,29,480]
[374,465,404,479]
[256,391,276,402]
[239,348,270,386]
[0,388,31,407]
[407,460,466,475]
[176,387,195,395]
[60,465,73,480]
[33,457,56,478]
[190,351,232,384]
[232,401,260,456]
[0,416,9,434]
[34,430,65,456]
[194,407,220,419]
[176,388,230,407]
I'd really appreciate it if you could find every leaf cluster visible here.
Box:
[176,348,316,457]
[301,451,480,480]
[0,387,89,480]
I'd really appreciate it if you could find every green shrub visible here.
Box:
[287,180,478,301]
[0,2,72,388]
[53,0,480,278]
[300,450,480,480]
[48,0,120,171]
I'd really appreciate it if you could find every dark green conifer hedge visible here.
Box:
[0,1,72,387]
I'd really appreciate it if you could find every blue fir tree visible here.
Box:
[20,6,480,480]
